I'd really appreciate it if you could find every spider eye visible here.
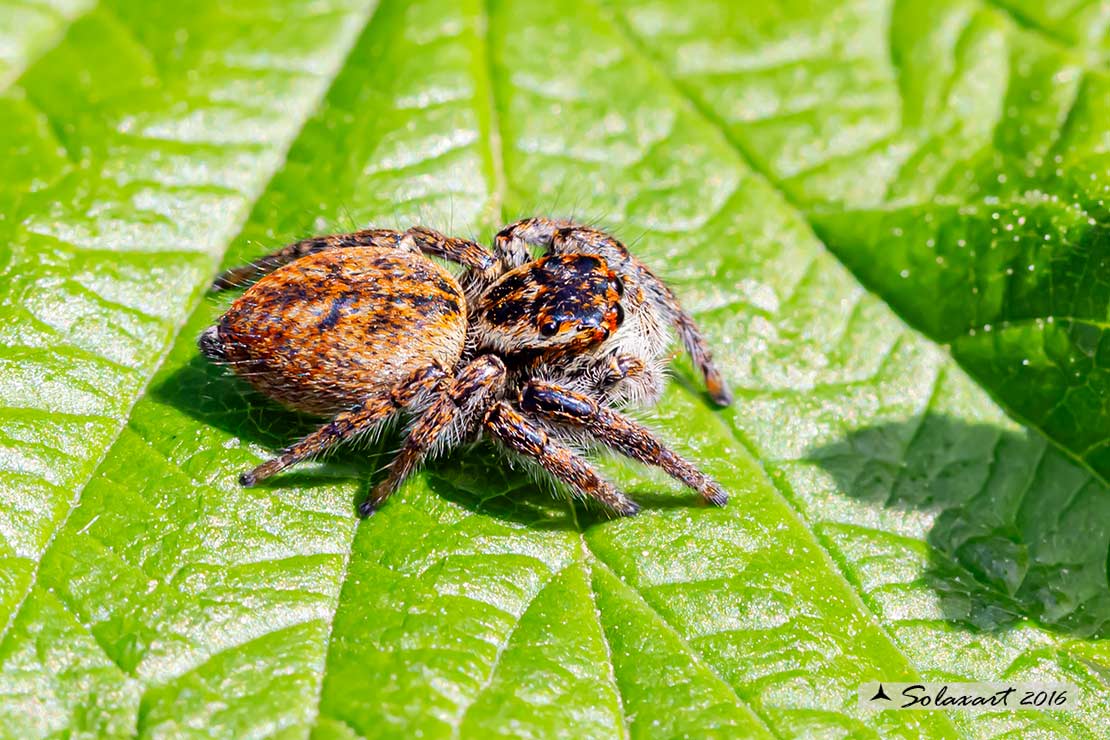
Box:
[611,276,625,298]
[612,302,624,327]
[539,320,560,337]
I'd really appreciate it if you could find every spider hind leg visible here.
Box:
[212,225,492,290]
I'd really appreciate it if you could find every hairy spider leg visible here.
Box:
[239,364,447,486]
[601,354,646,386]
[670,308,732,405]
[483,401,640,516]
[492,216,575,269]
[520,380,727,506]
[212,225,493,290]
[493,218,733,406]
[594,352,664,405]
[403,225,495,271]
[360,355,507,516]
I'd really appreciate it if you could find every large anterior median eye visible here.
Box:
[539,320,560,337]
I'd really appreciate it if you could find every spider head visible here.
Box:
[474,254,625,355]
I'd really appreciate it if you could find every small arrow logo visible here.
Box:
[870,684,892,701]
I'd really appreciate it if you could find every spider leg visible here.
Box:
[597,353,664,406]
[239,364,445,486]
[492,216,574,268]
[212,226,492,290]
[657,285,731,405]
[519,380,727,506]
[403,225,494,272]
[360,355,506,516]
[483,401,640,516]
[212,228,404,290]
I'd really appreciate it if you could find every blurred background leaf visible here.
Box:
[0,0,1107,737]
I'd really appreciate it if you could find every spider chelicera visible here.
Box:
[198,217,732,517]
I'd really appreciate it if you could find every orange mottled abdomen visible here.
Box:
[213,249,466,415]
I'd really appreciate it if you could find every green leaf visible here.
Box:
[612,0,1110,481]
[1,0,1108,737]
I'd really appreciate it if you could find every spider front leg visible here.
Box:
[212,225,492,290]
[240,364,446,486]
[666,295,733,406]
[520,380,727,506]
[360,355,506,516]
[483,401,640,516]
[492,217,574,268]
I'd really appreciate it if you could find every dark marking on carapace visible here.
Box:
[478,254,624,340]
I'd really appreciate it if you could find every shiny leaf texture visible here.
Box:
[0,0,1107,737]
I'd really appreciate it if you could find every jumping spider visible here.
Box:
[199,218,733,517]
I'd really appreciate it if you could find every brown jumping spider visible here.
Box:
[199,217,733,517]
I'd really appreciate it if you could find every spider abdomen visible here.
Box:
[202,248,466,415]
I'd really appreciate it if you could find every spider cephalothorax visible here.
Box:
[472,254,625,357]
[199,218,732,516]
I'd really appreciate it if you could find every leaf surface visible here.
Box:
[610,0,1110,479]
[0,0,1107,737]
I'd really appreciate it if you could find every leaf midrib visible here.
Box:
[581,556,634,740]
[465,2,950,734]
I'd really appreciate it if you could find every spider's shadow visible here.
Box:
[807,414,1110,638]
[155,355,318,456]
[153,354,379,505]
[154,354,658,528]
